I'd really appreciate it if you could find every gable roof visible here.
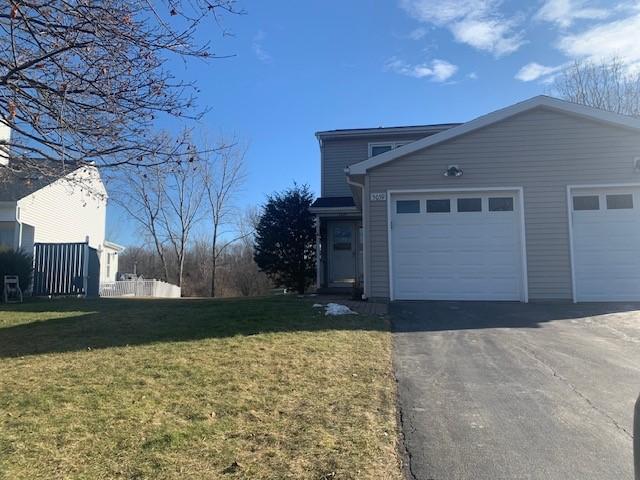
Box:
[0,160,83,201]
[347,95,640,175]
[316,123,461,139]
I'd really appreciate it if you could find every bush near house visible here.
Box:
[0,248,33,293]
[254,185,316,294]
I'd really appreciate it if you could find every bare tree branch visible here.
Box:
[201,137,246,296]
[552,58,640,117]
[0,0,243,181]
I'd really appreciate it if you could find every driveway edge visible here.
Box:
[390,314,419,480]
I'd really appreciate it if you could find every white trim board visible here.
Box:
[348,95,640,175]
[386,187,528,302]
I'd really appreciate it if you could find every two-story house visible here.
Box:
[0,123,123,283]
[311,122,459,293]
[311,95,640,303]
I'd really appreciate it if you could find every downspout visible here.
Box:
[315,134,323,290]
[315,216,321,290]
[345,168,368,300]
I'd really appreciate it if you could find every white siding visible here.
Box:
[17,166,107,249]
[100,247,120,282]
[366,107,640,300]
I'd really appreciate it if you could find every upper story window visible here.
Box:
[368,142,407,158]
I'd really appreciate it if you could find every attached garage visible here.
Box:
[389,189,527,301]
[340,96,640,302]
[569,185,640,302]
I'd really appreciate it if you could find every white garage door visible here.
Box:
[571,187,640,301]
[390,191,525,301]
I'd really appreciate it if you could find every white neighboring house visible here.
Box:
[0,125,124,282]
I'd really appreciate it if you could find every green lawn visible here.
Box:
[0,297,402,480]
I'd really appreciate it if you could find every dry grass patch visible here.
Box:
[0,297,402,480]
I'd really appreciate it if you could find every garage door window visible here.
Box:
[573,195,599,211]
[489,197,514,212]
[606,194,633,210]
[426,199,451,213]
[396,200,420,214]
[457,198,482,212]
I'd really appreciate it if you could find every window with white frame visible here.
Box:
[368,142,407,157]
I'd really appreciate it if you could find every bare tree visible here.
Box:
[0,0,242,180]
[158,155,205,287]
[114,163,171,281]
[553,58,640,117]
[202,141,245,296]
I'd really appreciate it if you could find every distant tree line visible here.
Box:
[118,235,272,298]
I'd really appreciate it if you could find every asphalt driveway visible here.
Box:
[391,301,640,480]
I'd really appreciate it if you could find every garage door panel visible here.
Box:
[391,191,523,301]
[572,188,640,301]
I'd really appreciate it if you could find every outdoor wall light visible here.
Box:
[443,165,463,177]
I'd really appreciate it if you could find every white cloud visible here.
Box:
[408,27,428,40]
[557,13,640,69]
[399,0,525,56]
[535,0,609,28]
[386,57,459,82]
[517,8,640,83]
[252,30,272,64]
[515,62,565,81]
[468,72,479,80]
[450,17,524,56]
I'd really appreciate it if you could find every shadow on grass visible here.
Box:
[0,296,388,358]
[2,296,639,358]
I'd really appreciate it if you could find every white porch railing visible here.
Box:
[99,280,181,298]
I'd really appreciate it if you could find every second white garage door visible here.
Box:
[390,190,525,301]
[571,186,640,301]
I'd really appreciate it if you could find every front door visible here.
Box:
[329,222,356,287]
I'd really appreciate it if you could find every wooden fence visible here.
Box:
[99,280,181,298]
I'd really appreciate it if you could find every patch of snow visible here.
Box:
[325,303,357,316]
[312,303,324,308]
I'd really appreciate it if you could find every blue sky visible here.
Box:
[107,0,640,244]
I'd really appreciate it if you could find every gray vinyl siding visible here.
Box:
[321,134,432,197]
[365,107,640,300]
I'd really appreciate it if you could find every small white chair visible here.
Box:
[4,275,23,303]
